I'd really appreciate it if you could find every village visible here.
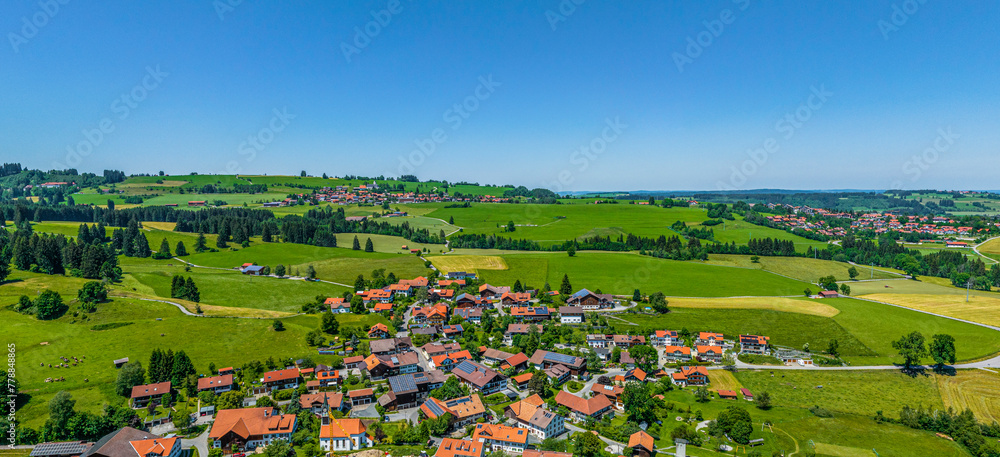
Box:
[28,271,793,457]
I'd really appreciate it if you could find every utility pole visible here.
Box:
[968,278,973,303]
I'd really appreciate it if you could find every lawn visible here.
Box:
[474,251,815,297]
[706,370,743,392]
[4,294,318,428]
[703,254,903,282]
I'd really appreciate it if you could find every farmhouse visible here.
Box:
[554,391,613,422]
[319,418,371,452]
[196,374,234,394]
[240,265,265,276]
[362,352,419,379]
[482,348,515,366]
[130,382,171,408]
[558,306,584,324]
[612,334,646,348]
[503,394,566,440]
[452,360,506,394]
[421,395,488,430]
[262,368,300,390]
[500,291,532,306]
[435,439,485,457]
[455,293,483,308]
[671,366,708,387]
[209,407,296,450]
[76,428,180,457]
[379,372,448,410]
[480,284,511,299]
[628,431,655,457]
[566,289,615,310]
[504,324,539,345]
[472,424,529,454]
[412,304,449,324]
[423,341,464,359]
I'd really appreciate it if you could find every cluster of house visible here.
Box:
[764,205,986,239]
[301,182,515,206]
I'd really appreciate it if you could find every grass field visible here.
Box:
[703,254,902,282]
[936,369,1000,423]
[706,370,743,392]
[979,237,1000,261]
[734,370,944,419]
[472,251,814,297]
[861,293,1000,328]
[823,298,1000,364]
[424,203,826,251]
[333,233,445,255]
[778,415,968,457]
[426,255,509,273]
[667,296,841,318]
[611,309,875,358]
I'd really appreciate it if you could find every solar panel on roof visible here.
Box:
[425,399,446,417]
[544,352,578,365]
[454,360,478,374]
[388,374,417,393]
[31,442,91,457]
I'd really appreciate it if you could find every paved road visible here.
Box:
[973,236,1000,264]
[181,428,209,457]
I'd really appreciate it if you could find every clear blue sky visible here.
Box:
[1,1,998,191]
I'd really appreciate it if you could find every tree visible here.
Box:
[839,284,851,296]
[929,334,956,370]
[262,439,294,457]
[804,288,813,297]
[133,232,152,258]
[354,274,365,291]
[827,339,840,358]
[448,216,454,224]
[891,331,927,370]
[194,232,208,253]
[818,275,837,291]
[34,290,67,320]
[275,264,286,277]
[848,266,859,280]
[49,391,76,437]
[77,281,108,304]
[755,391,772,410]
[215,226,229,248]
[628,345,658,372]
[352,236,361,250]
[622,382,658,425]
[573,429,604,457]
[716,405,753,444]
[507,221,515,232]
[321,312,339,335]
[114,362,145,397]
[175,241,188,256]
[528,372,548,397]
[567,246,575,257]
[559,274,572,295]
[350,295,366,314]
[273,320,285,331]
[694,387,710,403]
[364,238,374,253]
[650,292,669,314]
[156,238,172,258]
[306,265,317,279]
[216,391,243,410]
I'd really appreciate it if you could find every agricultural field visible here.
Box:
[706,370,743,392]
[423,255,509,273]
[979,237,1000,261]
[936,369,1000,423]
[703,254,903,282]
[666,297,841,318]
[424,202,827,251]
[464,251,815,297]
[332,233,446,254]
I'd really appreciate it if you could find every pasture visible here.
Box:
[667,296,841,318]
[706,370,743,392]
[703,254,902,282]
[473,251,815,297]
[860,293,1000,328]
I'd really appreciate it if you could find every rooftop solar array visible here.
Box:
[31,442,92,457]
[425,399,446,417]
[388,374,417,393]
[453,359,485,374]
[544,352,579,365]
[446,397,471,408]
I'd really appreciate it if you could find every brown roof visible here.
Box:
[555,391,611,416]
[197,374,233,391]
[130,381,170,399]
[82,427,161,457]
[209,408,295,440]
[299,392,344,410]
[348,388,374,398]
[627,431,655,451]
[472,423,528,445]
[558,306,583,314]
[262,368,300,383]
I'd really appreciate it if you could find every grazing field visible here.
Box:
[812,442,875,457]
[380,215,458,234]
[978,237,1000,261]
[475,251,814,297]
[4,298,320,428]
[777,415,968,457]
[824,298,1000,364]
[426,255,509,273]
[668,296,841,318]
[860,293,1000,328]
[703,254,902,282]
[706,370,743,392]
[610,310,875,358]
[121,257,350,312]
[142,193,287,206]
[333,233,445,254]
[426,203,826,251]
[936,369,1000,423]
[734,370,944,419]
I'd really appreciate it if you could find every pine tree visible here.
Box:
[261,223,273,242]
[171,275,184,298]
[559,274,572,295]
[352,236,361,250]
[175,241,188,256]
[77,224,93,245]
[194,232,208,253]
[184,277,200,302]
[158,238,171,257]
[216,225,229,248]
[364,238,374,252]
[133,233,152,258]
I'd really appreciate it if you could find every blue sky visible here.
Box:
[1,1,997,191]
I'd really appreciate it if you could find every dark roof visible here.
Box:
[30,441,92,457]
[388,374,418,394]
[81,427,160,457]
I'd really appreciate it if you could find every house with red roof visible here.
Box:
[671,366,708,387]
[197,375,234,394]
[209,407,296,450]
[130,382,171,408]
[554,391,613,422]
[262,368,300,390]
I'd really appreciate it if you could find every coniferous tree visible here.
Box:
[352,235,361,250]
[559,274,572,295]
[261,223,273,242]
[194,232,208,252]
[184,277,200,302]
[364,238,374,252]
[133,232,152,258]
[175,241,188,256]
[156,238,171,258]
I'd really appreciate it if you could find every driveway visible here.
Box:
[350,403,380,418]
[386,406,420,424]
